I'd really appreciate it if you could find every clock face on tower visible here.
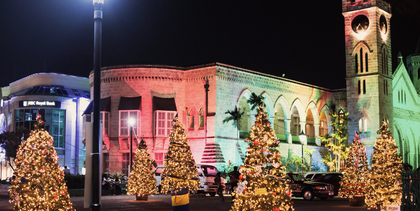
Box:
[352,15,369,34]
[380,15,387,34]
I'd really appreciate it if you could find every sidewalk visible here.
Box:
[0,193,369,211]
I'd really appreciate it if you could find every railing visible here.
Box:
[402,172,420,211]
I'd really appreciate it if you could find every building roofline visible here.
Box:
[98,62,344,92]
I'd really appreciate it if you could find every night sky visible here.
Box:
[0,0,419,90]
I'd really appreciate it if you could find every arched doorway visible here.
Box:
[290,107,301,138]
[238,96,252,138]
[319,111,328,136]
[274,103,286,141]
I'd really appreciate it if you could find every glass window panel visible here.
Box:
[32,109,37,120]
[53,110,59,120]
[19,110,25,121]
[60,122,64,135]
[53,136,58,147]
[60,136,64,148]
[59,110,65,121]
[52,122,58,135]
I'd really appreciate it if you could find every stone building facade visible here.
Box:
[84,63,345,175]
[82,0,420,175]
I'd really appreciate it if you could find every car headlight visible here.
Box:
[315,186,327,190]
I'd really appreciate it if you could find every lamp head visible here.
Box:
[93,0,104,5]
[128,118,135,127]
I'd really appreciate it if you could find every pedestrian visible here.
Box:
[228,166,240,200]
[63,166,70,175]
[214,172,224,202]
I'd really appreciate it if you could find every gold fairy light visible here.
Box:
[364,119,403,210]
[9,115,75,210]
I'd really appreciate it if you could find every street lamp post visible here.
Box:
[128,118,136,173]
[92,0,103,210]
[299,130,307,175]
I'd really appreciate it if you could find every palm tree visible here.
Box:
[247,92,265,112]
[223,106,245,165]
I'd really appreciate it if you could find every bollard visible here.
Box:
[171,188,189,211]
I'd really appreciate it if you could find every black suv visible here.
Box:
[286,173,334,201]
[304,173,342,196]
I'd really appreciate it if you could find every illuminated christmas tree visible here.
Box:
[160,115,199,210]
[127,137,157,198]
[339,131,368,199]
[9,115,75,211]
[365,119,403,210]
[231,106,294,211]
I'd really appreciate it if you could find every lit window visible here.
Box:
[198,108,204,128]
[155,111,176,137]
[119,110,140,136]
[155,152,165,166]
[359,119,363,133]
[339,110,344,124]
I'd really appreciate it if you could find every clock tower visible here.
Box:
[342,0,393,154]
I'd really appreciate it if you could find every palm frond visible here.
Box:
[247,92,265,111]
[222,106,244,127]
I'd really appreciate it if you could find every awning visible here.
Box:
[82,97,111,115]
[153,97,177,111]
[118,96,142,110]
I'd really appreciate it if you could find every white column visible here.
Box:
[314,124,321,146]
[300,121,306,134]
[285,119,292,144]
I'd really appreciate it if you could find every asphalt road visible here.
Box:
[0,193,372,211]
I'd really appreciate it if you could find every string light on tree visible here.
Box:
[339,131,369,201]
[364,119,403,210]
[9,114,75,211]
[230,105,294,211]
[127,136,157,198]
[161,115,199,210]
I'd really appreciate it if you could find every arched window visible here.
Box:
[187,109,194,129]
[358,80,361,95]
[358,117,368,133]
[384,80,386,95]
[339,110,345,124]
[363,80,366,94]
[360,48,364,73]
[365,53,368,72]
[398,90,400,103]
[198,108,204,128]
[355,53,358,73]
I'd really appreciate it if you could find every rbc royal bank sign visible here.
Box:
[19,100,61,108]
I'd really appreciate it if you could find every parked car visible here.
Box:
[286,173,334,201]
[304,172,342,196]
[155,164,218,196]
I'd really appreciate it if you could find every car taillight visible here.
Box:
[315,186,327,190]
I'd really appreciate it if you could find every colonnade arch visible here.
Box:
[234,89,331,145]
